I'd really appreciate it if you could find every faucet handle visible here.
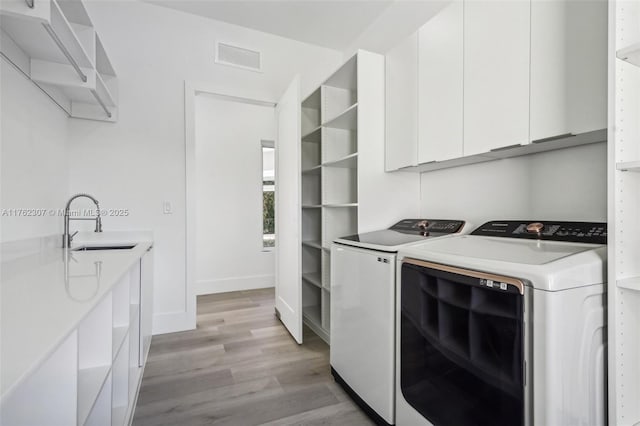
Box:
[70,230,79,240]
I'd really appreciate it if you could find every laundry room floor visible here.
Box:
[132,288,373,426]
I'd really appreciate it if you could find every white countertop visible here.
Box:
[1,232,153,399]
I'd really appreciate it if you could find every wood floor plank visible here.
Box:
[132,288,373,426]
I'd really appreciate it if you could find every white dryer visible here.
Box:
[395,220,607,426]
[331,219,468,425]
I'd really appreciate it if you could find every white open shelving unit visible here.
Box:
[610,1,640,424]
[300,55,359,343]
[0,0,118,121]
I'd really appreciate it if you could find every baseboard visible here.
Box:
[196,274,274,295]
[152,311,195,335]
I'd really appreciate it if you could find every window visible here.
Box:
[262,140,275,248]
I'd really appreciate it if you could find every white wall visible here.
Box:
[67,1,343,334]
[419,142,607,226]
[195,94,275,294]
[1,61,69,242]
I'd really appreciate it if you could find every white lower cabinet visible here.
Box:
[0,248,154,426]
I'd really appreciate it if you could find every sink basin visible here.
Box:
[72,244,136,251]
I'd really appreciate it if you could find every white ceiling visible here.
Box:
[143,0,396,51]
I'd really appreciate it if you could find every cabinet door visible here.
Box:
[463,0,530,156]
[418,0,463,163]
[385,32,418,171]
[140,247,153,366]
[530,0,607,142]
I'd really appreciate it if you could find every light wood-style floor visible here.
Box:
[132,288,374,425]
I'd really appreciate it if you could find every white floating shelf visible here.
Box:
[302,240,322,250]
[323,153,357,168]
[0,0,118,122]
[302,126,321,143]
[77,364,111,425]
[302,204,322,209]
[302,273,322,288]
[617,277,640,292]
[323,103,357,130]
[616,161,640,172]
[301,165,321,175]
[617,42,640,67]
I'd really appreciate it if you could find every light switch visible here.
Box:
[163,201,172,214]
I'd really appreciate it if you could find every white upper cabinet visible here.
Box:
[418,0,463,163]
[530,0,607,142]
[463,0,530,156]
[385,32,418,171]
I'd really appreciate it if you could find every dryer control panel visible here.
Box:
[471,221,607,244]
[390,219,465,235]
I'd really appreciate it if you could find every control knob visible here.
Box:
[526,222,544,236]
[417,220,429,236]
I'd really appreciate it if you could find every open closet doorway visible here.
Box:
[192,91,277,315]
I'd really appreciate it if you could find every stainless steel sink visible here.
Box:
[72,244,136,251]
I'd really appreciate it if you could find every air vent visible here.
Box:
[215,42,262,72]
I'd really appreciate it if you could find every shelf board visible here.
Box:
[302,126,321,143]
[302,240,322,250]
[302,204,322,209]
[301,165,321,175]
[616,161,640,172]
[322,103,357,130]
[302,305,322,326]
[617,42,640,67]
[617,277,640,291]
[112,326,128,360]
[302,273,322,288]
[323,153,357,168]
[323,203,358,208]
[78,364,111,425]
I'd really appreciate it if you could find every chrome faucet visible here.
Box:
[62,193,103,248]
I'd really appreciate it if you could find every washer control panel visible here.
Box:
[471,221,607,244]
[390,219,465,235]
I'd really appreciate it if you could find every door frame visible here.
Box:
[184,81,276,330]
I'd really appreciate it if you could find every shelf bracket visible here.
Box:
[25,0,34,8]
[42,23,88,83]
[90,90,112,119]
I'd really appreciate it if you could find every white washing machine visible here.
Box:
[331,219,468,425]
[395,220,607,426]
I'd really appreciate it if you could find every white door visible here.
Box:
[275,76,303,343]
